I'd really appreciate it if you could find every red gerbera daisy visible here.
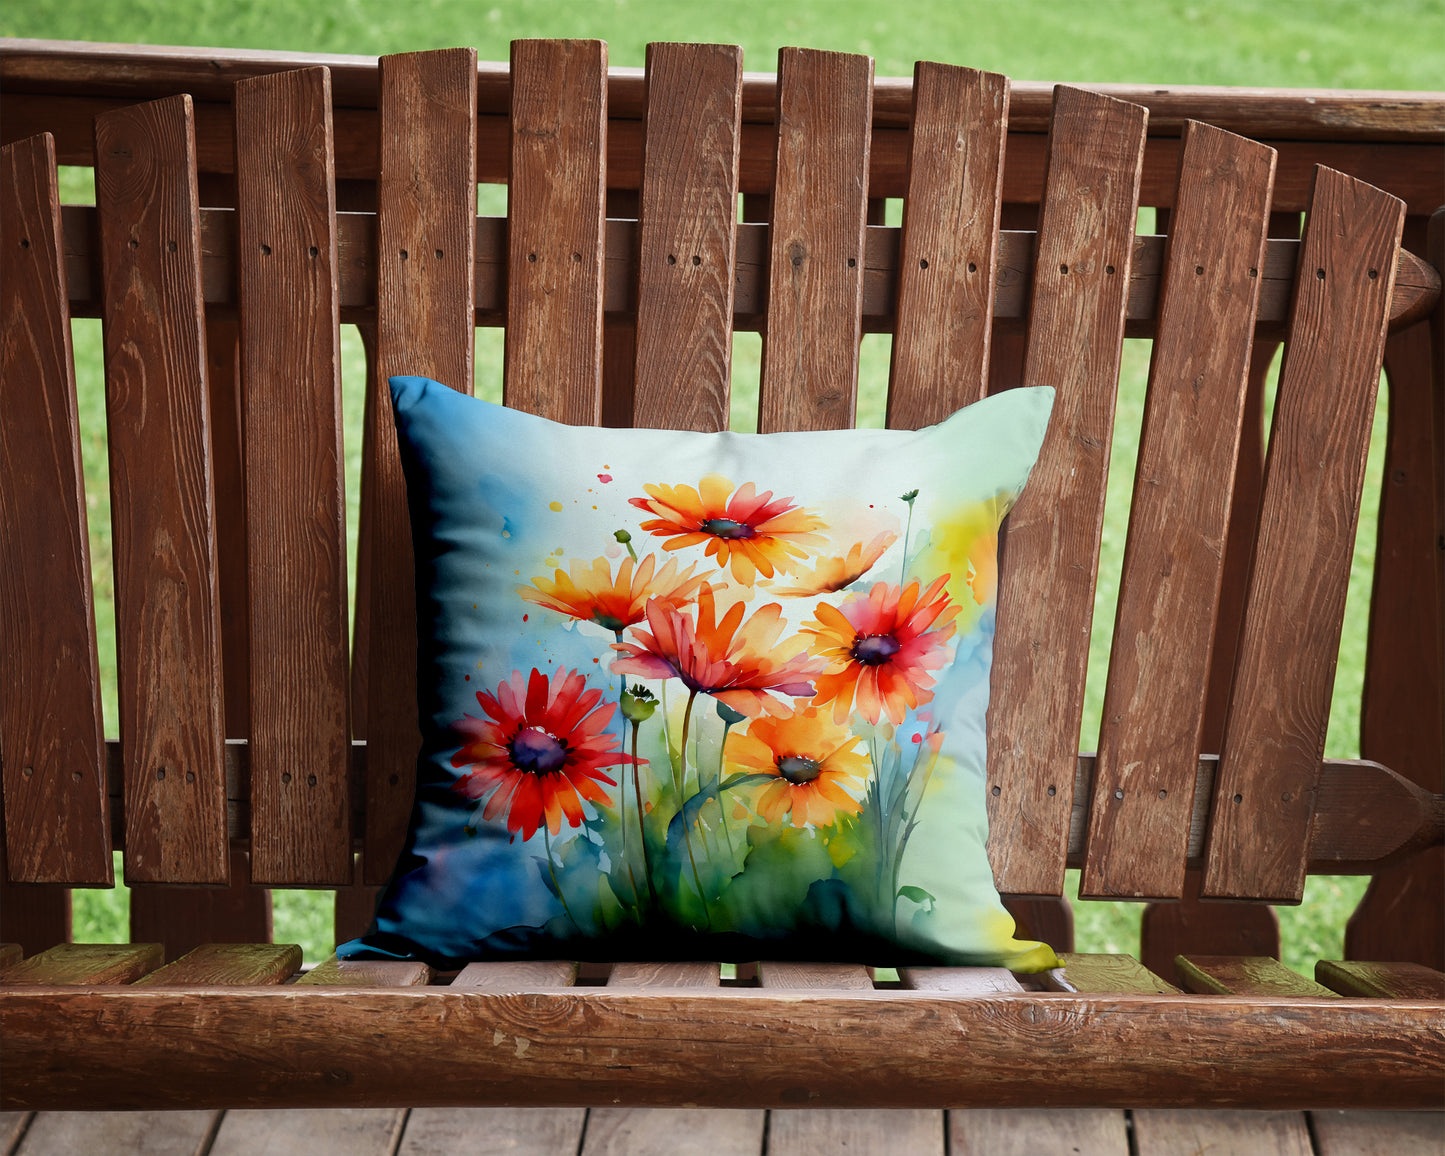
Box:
[450,668,638,841]
[802,576,960,725]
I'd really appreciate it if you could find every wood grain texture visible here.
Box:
[93,94,228,885]
[13,1111,219,1156]
[1348,851,1445,971]
[0,942,161,985]
[757,48,874,433]
[0,132,110,885]
[768,1110,943,1156]
[131,942,300,986]
[986,87,1148,896]
[1139,869,1279,982]
[888,64,1008,427]
[452,960,579,988]
[631,42,741,432]
[582,1109,763,1156]
[758,962,872,990]
[1204,167,1407,902]
[128,848,271,962]
[297,954,432,987]
[1052,953,1181,994]
[362,48,477,885]
[505,39,606,423]
[233,67,352,885]
[1310,1110,1445,1156]
[1316,960,1445,999]
[208,1109,405,1156]
[1176,955,1336,997]
[951,1109,1128,1156]
[609,961,720,988]
[4,988,1442,1110]
[0,871,69,957]
[898,967,1024,993]
[402,1108,587,1156]
[1083,123,1275,900]
[1132,1110,1313,1156]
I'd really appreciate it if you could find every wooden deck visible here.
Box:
[2,1108,1442,1156]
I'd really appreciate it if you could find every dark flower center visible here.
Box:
[852,632,901,666]
[699,517,755,540]
[590,611,629,633]
[776,755,823,785]
[510,727,568,775]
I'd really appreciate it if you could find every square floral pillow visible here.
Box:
[341,377,1057,971]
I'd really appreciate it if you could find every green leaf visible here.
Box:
[718,772,775,792]
[897,884,936,912]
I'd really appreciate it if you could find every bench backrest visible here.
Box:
[1,43,1438,938]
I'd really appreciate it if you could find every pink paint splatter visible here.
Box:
[597,473,612,483]
[911,733,922,743]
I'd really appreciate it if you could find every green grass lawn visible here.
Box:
[20,0,1435,968]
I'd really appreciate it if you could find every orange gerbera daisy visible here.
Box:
[725,707,869,828]
[450,668,638,841]
[774,531,898,598]
[610,585,828,718]
[629,474,825,585]
[802,576,960,725]
[518,554,705,633]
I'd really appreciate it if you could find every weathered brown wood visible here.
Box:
[1317,960,1445,1000]
[1139,870,1280,982]
[403,1108,588,1156]
[360,48,478,886]
[609,962,720,988]
[757,48,872,433]
[951,1109,1128,1156]
[0,872,70,957]
[757,962,872,990]
[768,1110,943,1156]
[233,67,352,885]
[452,961,579,988]
[208,1109,405,1156]
[93,95,229,885]
[1001,894,1075,952]
[0,945,20,968]
[888,64,1008,427]
[505,39,606,422]
[129,846,271,961]
[1050,953,1181,994]
[333,851,378,946]
[6,988,1440,1110]
[13,1110,220,1156]
[297,954,432,987]
[1083,123,1275,901]
[0,133,110,885]
[131,942,300,986]
[1176,955,1337,997]
[631,43,741,432]
[1309,1110,1445,1156]
[0,942,161,985]
[899,967,1024,993]
[1348,851,1445,972]
[583,1108,764,1156]
[986,87,1148,896]
[1204,167,1406,903]
[1132,1111,1313,1156]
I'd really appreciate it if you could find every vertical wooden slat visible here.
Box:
[631,42,742,432]
[234,67,351,885]
[0,132,111,885]
[362,47,478,884]
[0,870,70,956]
[888,64,1009,427]
[985,88,1148,896]
[129,847,271,962]
[505,38,607,423]
[1081,122,1275,900]
[757,48,873,434]
[93,95,228,884]
[1204,167,1406,902]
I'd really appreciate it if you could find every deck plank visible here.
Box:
[14,1111,218,1156]
[1132,1109,1313,1155]
[399,1108,587,1156]
[582,1108,763,1156]
[1,1113,32,1156]
[1309,1111,1445,1155]
[951,1109,1128,1155]
[768,1109,943,1156]
[208,1109,404,1156]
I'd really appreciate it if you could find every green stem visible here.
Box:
[677,689,712,928]
[717,721,737,860]
[900,502,915,587]
[631,721,656,908]
[612,634,641,910]
[542,825,582,933]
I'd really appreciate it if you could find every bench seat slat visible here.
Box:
[631,42,742,432]
[361,48,479,885]
[898,967,1024,993]
[0,133,111,886]
[0,942,162,985]
[130,942,301,986]
[1204,167,1407,903]
[452,960,579,988]
[987,87,1148,896]
[93,94,229,886]
[1083,122,1276,901]
[1316,960,1445,1000]
[758,47,874,433]
[1049,952,1181,994]
[1176,955,1337,997]
[757,961,872,990]
[297,953,432,987]
[234,66,352,886]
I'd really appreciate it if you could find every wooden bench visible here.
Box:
[1,37,1442,1129]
